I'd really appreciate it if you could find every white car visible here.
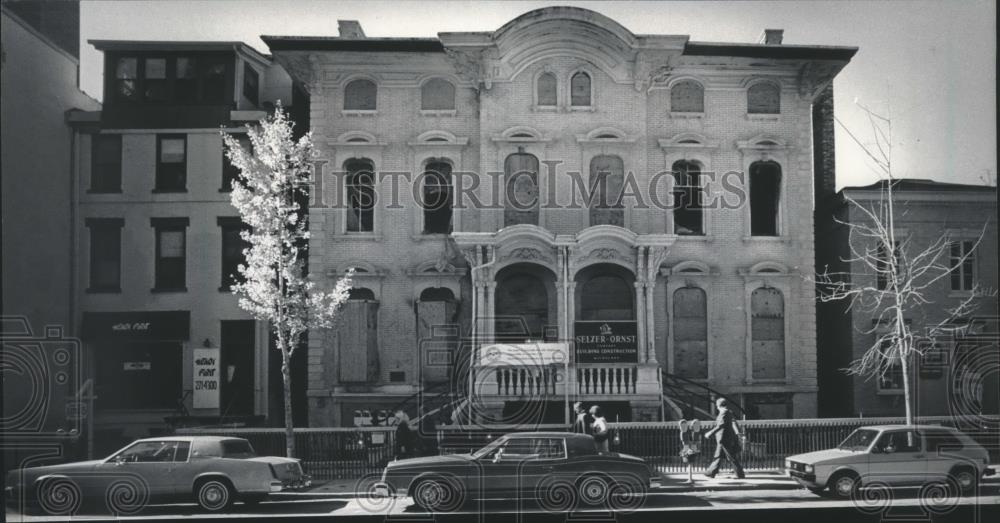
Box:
[785,425,994,498]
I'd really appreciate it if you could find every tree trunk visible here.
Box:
[281,342,296,458]
[900,344,914,426]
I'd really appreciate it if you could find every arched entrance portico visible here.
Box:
[575,263,635,321]
[494,263,558,342]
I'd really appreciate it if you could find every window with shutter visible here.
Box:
[673,287,708,379]
[751,287,785,379]
[672,160,703,235]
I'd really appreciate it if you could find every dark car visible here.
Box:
[373,431,657,511]
[4,436,310,515]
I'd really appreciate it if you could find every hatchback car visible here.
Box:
[4,436,310,515]
[785,425,993,498]
[374,431,657,511]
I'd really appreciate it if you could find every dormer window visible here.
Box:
[570,72,592,107]
[115,58,138,101]
[536,72,557,107]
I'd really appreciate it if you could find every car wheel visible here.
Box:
[35,477,82,516]
[577,475,611,506]
[411,477,461,512]
[829,471,860,499]
[195,478,234,512]
[949,466,977,496]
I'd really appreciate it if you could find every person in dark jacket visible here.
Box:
[703,398,745,479]
[571,402,593,435]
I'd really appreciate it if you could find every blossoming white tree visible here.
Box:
[222,107,352,457]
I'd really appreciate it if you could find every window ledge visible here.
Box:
[419,109,456,117]
[742,235,788,243]
[746,113,780,122]
[86,287,121,294]
[947,290,975,299]
[675,233,713,241]
[876,389,904,396]
[219,188,233,193]
[332,233,382,242]
[569,106,596,112]
[670,111,705,119]
[151,287,188,293]
[86,189,123,195]
[412,233,453,241]
[152,188,188,194]
[341,110,378,117]
[531,105,559,113]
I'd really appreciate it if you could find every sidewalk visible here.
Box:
[277,465,1000,498]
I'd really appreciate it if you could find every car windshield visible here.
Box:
[471,437,508,459]
[838,429,879,451]
[220,439,256,458]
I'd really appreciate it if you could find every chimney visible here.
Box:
[759,29,783,45]
[338,20,365,39]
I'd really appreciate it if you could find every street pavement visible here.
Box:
[6,473,1000,521]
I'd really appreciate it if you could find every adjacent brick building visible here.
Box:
[265,7,857,425]
[817,180,998,418]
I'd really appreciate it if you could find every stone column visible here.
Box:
[645,280,657,364]
[634,281,647,364]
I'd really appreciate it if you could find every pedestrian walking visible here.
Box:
[703,398,745,479]
[571,402,593,435]
[678,419,702,484]
[394,410,415,459]
[590,405,609,453]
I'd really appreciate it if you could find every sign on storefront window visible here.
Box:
[575,321,638,363]
[193,347,220,409]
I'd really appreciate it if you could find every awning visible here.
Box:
[478,343,568,367]
[81,311,190,342]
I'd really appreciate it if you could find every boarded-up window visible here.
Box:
[344,79,377,110]
[345,159,375,232]
[417,288,457,384]
[589,155,624,226]
[751,287,785,380]
[748,82,780,114]
[504,152,539,226]
[672,160,703,235]
[421,78,455,110]
[537,72,557,106]
[673,287,708,379]
[571,72,592,106]
[671,80,704,113]
[422,161,453,234]
[750,161,781,236]
[338,291,379,383]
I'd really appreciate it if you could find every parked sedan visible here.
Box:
[4,436,311,515]
[374,431,657,512]
[785,425,994,498]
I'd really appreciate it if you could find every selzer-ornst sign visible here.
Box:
[575,321,638,363]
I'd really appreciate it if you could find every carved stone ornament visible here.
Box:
[445,48,486,89]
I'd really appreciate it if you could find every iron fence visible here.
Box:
[177,415,999,479]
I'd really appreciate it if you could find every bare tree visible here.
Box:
[222,106,353,457]
[816,103,993,425]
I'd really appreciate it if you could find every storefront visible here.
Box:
[82,311,189,446]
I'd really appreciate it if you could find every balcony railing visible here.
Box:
[577,364,638,395]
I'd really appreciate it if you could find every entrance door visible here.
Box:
[220,321,255,417]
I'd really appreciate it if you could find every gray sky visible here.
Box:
[80,0,996,189]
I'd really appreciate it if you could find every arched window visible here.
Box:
[672,160,704,235]
[341,287,379,383]
[670,80,704,113]
[570,72,591,107]
[504,151,540,227]
[751,287,785,379]
[749,161,781,236]
[747,82,780,114]
[580,274,634,320]
[345,159,375,232]
[495,271,550,340]
[421,78,455,110]
[589,155,624,226]
[536,72,557,107]
[673,287,707,379]
[344,79,377,110]
[422,161,453,234]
